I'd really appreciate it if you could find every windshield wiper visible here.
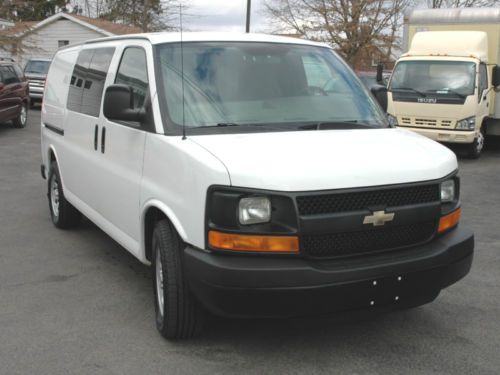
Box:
[391,87,427,97]
[426,89,467,99]
[298,121,382,130]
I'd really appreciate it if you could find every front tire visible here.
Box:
[12,102,27,128]
[48,161,81,228]
[466,127,485,159]
[152,219,204,339]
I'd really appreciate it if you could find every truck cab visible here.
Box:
[387,31,500,158]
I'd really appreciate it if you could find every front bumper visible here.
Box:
[185,226,473,318]
[398,126,476,144]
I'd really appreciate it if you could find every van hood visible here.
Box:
[189,128,457,191]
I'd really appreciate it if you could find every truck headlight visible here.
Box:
[440,179,456,202]
[456,116,475,130]
[387,113,398,127]
[238,196,271,225]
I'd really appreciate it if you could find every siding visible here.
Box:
[15,19,106,67]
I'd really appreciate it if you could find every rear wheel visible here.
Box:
[12,103,27,128]
[48,161,81,228]
[152,219,204,339]
[466,127,485,159]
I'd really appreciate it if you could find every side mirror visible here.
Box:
[376,63,384,84]
[492,65,500,87]
[103,84,145,122]
[371,84,388,112]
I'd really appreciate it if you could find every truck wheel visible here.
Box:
[466,127,485,159]
[12,103,27,128]
[48,161,81,228]
[152,219,204,339]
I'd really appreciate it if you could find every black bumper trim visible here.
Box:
[184,226,473,318]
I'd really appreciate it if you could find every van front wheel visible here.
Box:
[47,161,81,228]
[152,219,204,339]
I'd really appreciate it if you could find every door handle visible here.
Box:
[101,126,106,153]
[94,124,98,150]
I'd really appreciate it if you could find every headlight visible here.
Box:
[238,196,271,225]
[387,113,398,127]
[456,116,475,130]
[440,179,456,202]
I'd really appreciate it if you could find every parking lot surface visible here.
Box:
[1,110,499,375]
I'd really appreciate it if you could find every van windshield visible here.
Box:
[155,42,387,133]
[390,60,476,97]
[24,60,51,75]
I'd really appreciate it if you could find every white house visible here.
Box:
[0,12,141,67]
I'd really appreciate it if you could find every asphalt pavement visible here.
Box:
[1,109,499,374]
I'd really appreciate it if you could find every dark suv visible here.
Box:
[0,59,29,128]
[24,58,51,107]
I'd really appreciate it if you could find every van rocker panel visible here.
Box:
[184,226,473,318]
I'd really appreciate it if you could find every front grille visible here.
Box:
[28,79,45,88]
[301,221,437,258]
[398,116,455,128]
[296,184,439,216]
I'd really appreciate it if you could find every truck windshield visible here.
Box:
[390,60,475,97]
[24,60,51,75]
[155,42,387,132]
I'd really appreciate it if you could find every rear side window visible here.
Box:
[0,66,20,84]
[115,47,149,109]
[67,47,115,117]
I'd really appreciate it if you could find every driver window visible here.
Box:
[115,47,149,109]
[479,63,488,99]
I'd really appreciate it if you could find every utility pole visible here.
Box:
[246,0,251,33]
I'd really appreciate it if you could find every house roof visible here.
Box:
[0,12,141,38]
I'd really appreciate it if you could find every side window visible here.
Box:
[115,47,149,109]
[67,49,93,113]
[479,63,488,100]
[81,47,114,117]
[1,66,20,85]
[67,47,115,116]
[12,64,24,80]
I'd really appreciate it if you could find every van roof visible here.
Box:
[78,32,329,48]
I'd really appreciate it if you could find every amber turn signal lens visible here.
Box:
[208,231,299,253]
[438,207,461,233]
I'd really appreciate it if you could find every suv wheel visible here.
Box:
[466,127,485,159]
[48,161,81,228]
[12,103,27,128]
[152,219,204,339]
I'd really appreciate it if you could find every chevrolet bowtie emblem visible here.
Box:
[363,210,395,226]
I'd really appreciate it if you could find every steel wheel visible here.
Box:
[155,246,164,318]
[50,174,60,218]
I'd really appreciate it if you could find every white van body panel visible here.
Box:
[190,128,457,192]
[139,134,231,257]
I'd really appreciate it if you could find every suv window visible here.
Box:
[67,47,115,117]
[0,65,20,85]
[115,47,149,109]
[479,63,488,101]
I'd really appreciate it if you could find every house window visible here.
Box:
[58,40,69,48]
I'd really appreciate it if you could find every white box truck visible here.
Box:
[387,8,500,158]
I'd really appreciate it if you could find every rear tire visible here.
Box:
[48,161,81,229]
[466,127,485,159]
[152,219,204,339]
[12,103,27,128]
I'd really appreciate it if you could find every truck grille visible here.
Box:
[28,79,45,88]
[399,116,455,128]
[300,221,437,258]
[296,184,439,216]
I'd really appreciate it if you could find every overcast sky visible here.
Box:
[184,0,270,33]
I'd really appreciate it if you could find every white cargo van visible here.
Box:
[41,33,473,339]
[388,8,500,158]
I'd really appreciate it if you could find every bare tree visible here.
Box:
[426,0,499,7]
[264,0,410,67]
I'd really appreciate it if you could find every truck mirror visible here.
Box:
[103,84,145,123]
[371,84,388,112]
[376,63,384,84]
[492,66,500,87]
